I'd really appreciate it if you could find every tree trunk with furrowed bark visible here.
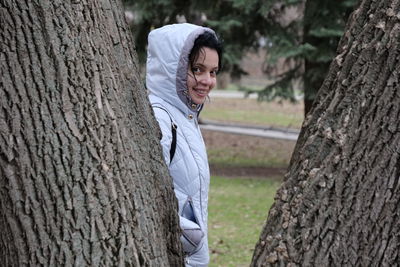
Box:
[0,0,183,266]
[252,0,400,265]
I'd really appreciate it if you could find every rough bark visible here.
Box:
[252,0,400,266]
[0,0,183,266]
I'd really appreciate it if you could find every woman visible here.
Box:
[146,23,222,266]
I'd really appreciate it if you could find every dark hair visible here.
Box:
[189,31,223,72]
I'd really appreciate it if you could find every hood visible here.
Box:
[146,23,215,115]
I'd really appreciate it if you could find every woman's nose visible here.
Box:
[198,73,213,85]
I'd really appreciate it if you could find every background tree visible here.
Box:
[251,0,400,265]
[124,0,275,78]
[262,0,358,114]
[0,0,183,266]
[124,0,357,114]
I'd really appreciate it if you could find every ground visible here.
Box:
[202,130,297,180]
[200,96,302,180]
[201,97,304,129]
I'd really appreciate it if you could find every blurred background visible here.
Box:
[123,0,357,265]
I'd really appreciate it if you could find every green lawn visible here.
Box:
[202,98,304,129]
[202,95,294,265]
[203,130,296,170]
[207,147,289,168]
[202,109,302,129]
[208,176,281,267]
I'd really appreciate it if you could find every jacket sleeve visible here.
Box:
[153,107,173,165]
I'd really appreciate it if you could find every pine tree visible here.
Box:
[124,0,358,115]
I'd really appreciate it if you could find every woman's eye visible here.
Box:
[211,70,218,76]
[192,67,201,73]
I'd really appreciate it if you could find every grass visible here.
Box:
[208,176,281,267]
[208,152,287,168]
[207,148,288,168]
[200,95,296,265]
[203,109,300,128]
[203,130,296,169]
[201,98,304,129]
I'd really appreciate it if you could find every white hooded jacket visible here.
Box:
[147,23,216,266]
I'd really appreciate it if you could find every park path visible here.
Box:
[202,90,300,141]
[209,90,258,99]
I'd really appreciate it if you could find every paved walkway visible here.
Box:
[209,90,258,99]
[203,90,302,141]
[209,89,304,100]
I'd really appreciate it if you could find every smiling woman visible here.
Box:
[146,23,223,267]
[187,47,219,104]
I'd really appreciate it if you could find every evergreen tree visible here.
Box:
[262,0,358,114]
[125,0,273,76]
[125,0,358,114]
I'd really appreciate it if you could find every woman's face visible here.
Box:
[187,47,219,105]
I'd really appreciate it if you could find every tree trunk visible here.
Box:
[252,0,400,265]
[0,0,183,266]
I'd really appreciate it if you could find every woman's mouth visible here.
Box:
[193,88,208,97]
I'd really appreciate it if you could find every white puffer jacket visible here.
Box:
[147,23,215,266]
